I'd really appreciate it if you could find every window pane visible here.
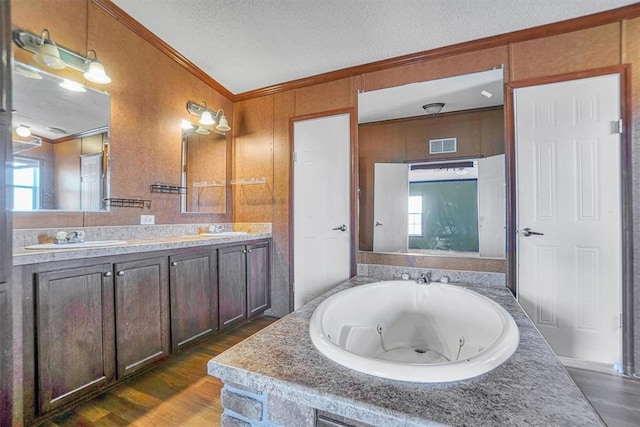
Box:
[14,167,36,186]
[408,195,422,213]
[408,213,422,236]
[14,188,35,211]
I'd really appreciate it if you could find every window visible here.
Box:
[12,157,40,211]
[408,195,422,236]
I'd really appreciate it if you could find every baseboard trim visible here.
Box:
[558,356,621,376]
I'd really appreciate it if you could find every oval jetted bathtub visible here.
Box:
[309,281,519,383]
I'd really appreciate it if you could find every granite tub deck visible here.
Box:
[208,277,603,427]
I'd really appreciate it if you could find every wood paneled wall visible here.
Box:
[11,0,233,228]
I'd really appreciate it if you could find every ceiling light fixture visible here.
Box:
[13,29,112,84]
[481,90,493,98]
[16,125,31,137]
[422,102,445,115]
[59,78,87,92]
[186,100,232,132]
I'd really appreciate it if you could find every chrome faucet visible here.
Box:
[208,224,225,234]
[416,272,430,285]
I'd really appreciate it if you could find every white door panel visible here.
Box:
[477,154,505,258]
[373,163,408,253]
[294,114,351,309]
[515,74,621,366]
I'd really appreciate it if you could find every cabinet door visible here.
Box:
[35,264,115,414]
[169,250,218,351]
[114,257,169,378]
[218,245,246,330]
[247,241,270,318]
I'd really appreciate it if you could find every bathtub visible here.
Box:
[309,280,519,382]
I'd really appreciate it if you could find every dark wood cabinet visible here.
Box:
[35,264,115,415]
[218,245,247,330]
[219,241,271,330]
[114,257,170,378]
[22,238,270,423]
[169,250,218,351]
[247,241,270,318]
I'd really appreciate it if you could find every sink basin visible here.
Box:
[24,240,128,250]
[309,281,519,383]
[199,231,249,237]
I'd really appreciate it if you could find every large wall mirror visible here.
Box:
[181,129,228,213]
[358,68,506,259]
[11,62,110,212]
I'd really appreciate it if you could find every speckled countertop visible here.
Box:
[12,232,271,266]
[208,277,604,426]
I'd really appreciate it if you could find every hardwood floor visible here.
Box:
[45,316,279,427]
[567,367,640,427]
[43,315,640,427]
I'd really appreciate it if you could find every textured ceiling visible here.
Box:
[112,0,637,95]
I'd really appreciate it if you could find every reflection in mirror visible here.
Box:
[11,62,110,211]
[373,156,505,258]
[181,129,227,213]
[358,68,505,258]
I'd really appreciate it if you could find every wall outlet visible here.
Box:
[140,215,155,225]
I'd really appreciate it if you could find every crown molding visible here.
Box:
[234,2,640,101]
[92,0,235,101]
[93,1,640,102]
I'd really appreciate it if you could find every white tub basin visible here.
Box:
[309,281,519,383]
[25,240,128,250]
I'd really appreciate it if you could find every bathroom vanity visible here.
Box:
[208,277,604,426]
[12,229,271,424]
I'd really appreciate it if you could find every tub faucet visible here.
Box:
[416,273,430,285]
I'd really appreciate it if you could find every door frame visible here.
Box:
[505,65,634,375]
[289,108,358,312]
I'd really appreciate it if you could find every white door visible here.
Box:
[373,163,409,253]
[477,154,506,258]
[80,153,103,211]
[515,74,622,367]
[293,113,351,309]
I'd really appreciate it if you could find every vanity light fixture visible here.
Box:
[181,120,195,130]
[186,100,231,132]
[198,101,215,125]
[13,29,112,84]
[422,102,445,115]
[195,125,211,135]
[83,50,111,84]
[32,29,66,69]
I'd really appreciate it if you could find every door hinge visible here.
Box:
[616,119,623,134]
[293,152,297,162]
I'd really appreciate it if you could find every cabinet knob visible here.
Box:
[171,262,178,267]
[248,249,253,253]
[117,271,125,276]
[242,249,247,254]
[104,271,112,277]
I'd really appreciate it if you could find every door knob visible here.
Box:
[332,224,347,232]
[375,221,383,227]
[520,227,544,237]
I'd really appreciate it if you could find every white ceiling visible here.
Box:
[112,0,636,95]
[358,68,504,123]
